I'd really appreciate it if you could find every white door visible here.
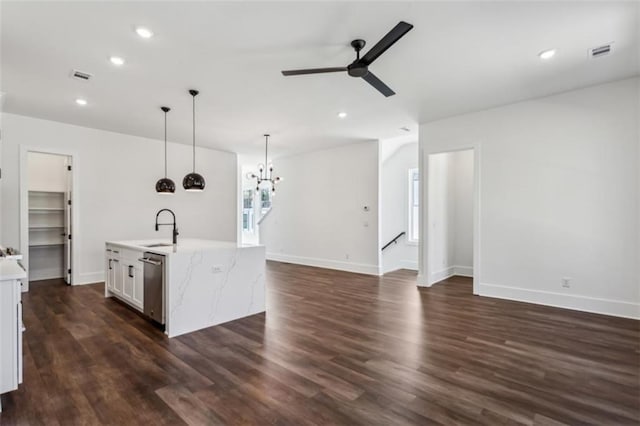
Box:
[63,157,72,284]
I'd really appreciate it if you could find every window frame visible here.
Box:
[408,168,419,244]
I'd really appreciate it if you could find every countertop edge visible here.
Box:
[105,239,265,256]
[0,259,27,281]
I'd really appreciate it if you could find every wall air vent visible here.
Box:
[70,69,93,81]
[590,43,613,59]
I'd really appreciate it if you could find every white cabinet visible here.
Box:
[104,245,143,312]
[123,264,134,300]
[0,273,24,412]
[131,263,144,309]
[105,248,122,296]
[113,259,123,295]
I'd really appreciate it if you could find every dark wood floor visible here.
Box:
[1,262,638,425]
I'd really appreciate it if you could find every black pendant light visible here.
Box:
[156,106,176,194]
[183,89,205,191]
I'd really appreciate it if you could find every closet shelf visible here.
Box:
[28,190,65,194]
[29,243,64,248]
[29,226,64,230]
[28,208,64,212]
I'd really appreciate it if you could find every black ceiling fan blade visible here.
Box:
[281,67,347,76]
[362,71,395,97]
[359,21,413,66]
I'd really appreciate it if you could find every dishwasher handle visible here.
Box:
[138,257,162,266]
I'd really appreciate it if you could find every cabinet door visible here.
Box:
[131,263,144,309]
[123,264,134,301]
[112,260,123,295]
[106,257,114,291]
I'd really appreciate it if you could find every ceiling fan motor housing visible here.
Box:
[347,63,369,78]
[348,39,369,77]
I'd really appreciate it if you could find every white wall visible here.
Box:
[427,149,474,283]
[1,113,238,285]
[260,141,380,275]
[453,150,474,270]
[419,77,640,319]
[380,142,418,273]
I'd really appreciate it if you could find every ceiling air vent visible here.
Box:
[590,43,613,59]
[70,69,93,81]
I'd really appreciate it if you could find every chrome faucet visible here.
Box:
[155,209,179,245]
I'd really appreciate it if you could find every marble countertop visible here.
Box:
[106,238,263,256]
[0,259,27,281]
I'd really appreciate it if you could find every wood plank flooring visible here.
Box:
[1,261,638,425]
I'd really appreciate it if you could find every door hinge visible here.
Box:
[67,165,72,171]
[68,268,71,274]
[68,234,72,240]
[68,199,71,206]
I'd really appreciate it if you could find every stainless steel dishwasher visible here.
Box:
[138,252,165,324]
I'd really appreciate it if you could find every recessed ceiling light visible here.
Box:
[539,49,556,60]
[337,112,347,119]
[135,27,153,39]
[109,56,125,66]
[75,98,87,106]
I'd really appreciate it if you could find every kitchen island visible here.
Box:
[104,239,265,338]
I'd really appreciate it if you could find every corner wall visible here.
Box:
[419,77,640,319]
[380,142,418,273]
[260,141,380,275]
[1,113,238,285]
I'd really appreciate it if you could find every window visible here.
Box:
[242,190,254,232]
[260,188,272,213]
[408,168,419,242]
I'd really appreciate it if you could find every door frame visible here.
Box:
[19,146,80,289]
[418,143,481,295]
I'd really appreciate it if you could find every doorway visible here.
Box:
[423,147,478,293]
[20,150,76,289]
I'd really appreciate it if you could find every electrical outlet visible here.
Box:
[561,277,572,288]
[345,254,350,260]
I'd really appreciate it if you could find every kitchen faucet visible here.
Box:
[155,208,179,245]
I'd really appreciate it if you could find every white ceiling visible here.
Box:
[1,1,638,157]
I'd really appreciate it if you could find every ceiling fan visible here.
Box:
[281,21,413,97]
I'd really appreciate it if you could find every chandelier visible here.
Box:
[248,134,281,194]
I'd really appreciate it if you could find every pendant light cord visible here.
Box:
[192,93,196,173]
[265,135,268,179]
[164,110,168,178]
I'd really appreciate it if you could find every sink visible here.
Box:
[141,243,173,248]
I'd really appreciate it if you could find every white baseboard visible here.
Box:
[429,265,474,284]
[381,260,419,275]
[417,274,429,287]
[266,253,382,276]
[479,282,640,320]
[430,266,455,284]
[29,267,63,282]
[453,265,473,277]
[399,260,419,271]
[75,271,104,286]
